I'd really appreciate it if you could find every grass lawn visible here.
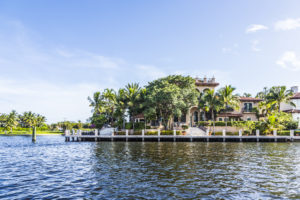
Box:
[0,130,63,135]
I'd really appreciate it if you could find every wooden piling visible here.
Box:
[32,126,36,142]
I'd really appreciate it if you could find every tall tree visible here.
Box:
[114,88,127,129]
[6,110,18,133]
[146,75,198,130]
[256,87,269,100]
[267,86,295,112]
[88,92,106,114]
[218,85,240,129]
[243,93,252,97]
[202,89,222,134]
[36,114,46,127]
[124,83,143,130]
[21,111,36,128]
[103,88,116,124]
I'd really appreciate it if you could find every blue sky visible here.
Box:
[1,0,300,123]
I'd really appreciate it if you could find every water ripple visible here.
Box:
[0,136,300,199]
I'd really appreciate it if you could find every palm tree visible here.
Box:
[124,83,142,130]
[198,91,207,121]
[6,110,18,133]
[22,111,36,128]
[0,114,7,127]
[36,114,46,127]
[243,93,252,97]
[256,87,269,100]
[114,88,127,129]
[218,85,240,129]
[103,89,116,124]
[88,92,106,114]
[267,86,295,112]
[202,89,222,134]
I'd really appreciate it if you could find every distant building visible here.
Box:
[217,97,262,122]
[281,86,300,127]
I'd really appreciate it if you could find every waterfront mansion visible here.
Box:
[135,77,264,128]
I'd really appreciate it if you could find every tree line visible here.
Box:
[0,111,46,132]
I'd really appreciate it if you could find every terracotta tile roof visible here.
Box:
[239,97,263,102]
[134,113,144,118]
[282,109,300,113]
[291,92,300,99]
[217,113,243,117]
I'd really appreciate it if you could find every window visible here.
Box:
[219,118,223,121]
[244,103,253,112]
[174,116,178,122]
[181,114,186,123]
[247,117,251,121]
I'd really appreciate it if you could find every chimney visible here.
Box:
[211,76,215,83]
[291,86,298,93]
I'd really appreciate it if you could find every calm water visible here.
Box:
[0,136,300,199]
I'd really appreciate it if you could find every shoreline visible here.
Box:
[0,133,63,136]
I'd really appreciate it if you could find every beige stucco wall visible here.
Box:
[206,126,240,133]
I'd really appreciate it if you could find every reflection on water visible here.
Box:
[0,136,300,199]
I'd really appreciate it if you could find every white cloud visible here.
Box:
[274,18,300,31]
[246,24,268,33]
[251,40,261,52]
[276,51,300,71]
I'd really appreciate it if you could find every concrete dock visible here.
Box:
[65,135,300,142]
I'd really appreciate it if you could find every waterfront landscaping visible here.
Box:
[87,75,299,135]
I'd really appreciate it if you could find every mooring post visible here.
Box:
[158,129,160,142]
[72,129,75,142]
[78,129,81,142]
[111,129,114,142]
[206,128,209,136]
[290,130,295,142]
[64,129,68,142]
[273,130,277,142]
[173,129,176,142]
[256,129,260,142]
[239,129,242,142]
[32,126,36,142]
[222,129,226,142]
[94,129,98,142]
[142,129,145,142]
[126,130,129,142]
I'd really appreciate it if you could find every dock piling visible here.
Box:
[222,129,226,142]
[32,126,36,142]
[158,129,160,142]
[256,129,260,142]
[173,130,176,142]
[290,130,294,142]
[239,129,242,142]
[273,130,277,142]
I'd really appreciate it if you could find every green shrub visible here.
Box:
[125,122,145,130]
[278,130,290,136]
[214,132,222,135]
[133,131,142,135]
[146,126,151,129]
[116,131,125,135]
[161,130,173,135]
[284,121,298,130]
[182,125,189,130]
[145,131,158,135]
[226,132,238,136]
